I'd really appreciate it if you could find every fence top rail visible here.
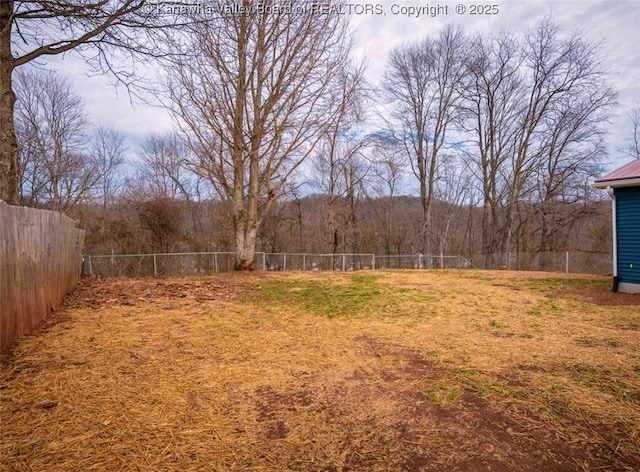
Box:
[86,252,238,258]
[375,254,462,258]
[85,252,382,258]
[265,253,375,257]
[84,252,467,259]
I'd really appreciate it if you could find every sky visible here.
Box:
[40,0,640,172]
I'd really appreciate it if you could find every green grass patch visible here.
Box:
[243,275,388,318]
[489,319,507,328]
[423,378,464,405]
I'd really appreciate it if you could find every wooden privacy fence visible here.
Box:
[0,202,85,351]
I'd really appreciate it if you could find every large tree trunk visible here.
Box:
[0,0,19,204]
[234,222,259,270]
[232,146,263,270]
[231,186,261,270]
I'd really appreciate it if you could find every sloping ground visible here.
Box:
[1,270,639,471]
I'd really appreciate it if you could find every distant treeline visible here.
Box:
[76,193,612,270]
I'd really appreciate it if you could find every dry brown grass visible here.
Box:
[1,270,639,471]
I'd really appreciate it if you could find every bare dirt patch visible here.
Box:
[66,274,259,309]
[1,271,639,471]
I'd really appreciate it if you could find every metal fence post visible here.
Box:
[153,254,157,277]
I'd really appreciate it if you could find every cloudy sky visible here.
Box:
[42,0,640,172]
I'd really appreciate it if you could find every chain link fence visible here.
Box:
[373,254,475,270]
[82,251,611,277]
[82,252,475,276]
[469,251,612,275]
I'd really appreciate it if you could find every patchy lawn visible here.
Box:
[1,270,639,471]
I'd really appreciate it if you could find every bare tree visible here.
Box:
[622,106,640,160]
[312,63,370,256]
[137,196,185,254]
[90,125,127,208]
[0,0,158,204]
[80,124,127,254]
[533,82,615,269]
[368,134,408,255]
[462,30,524,268]
[462,19,615,268]
[14,68,98,212]
[138,133,193,200]
[433,153,473,268]
[382,24,468,255]
[503,18,616,258]
[314,141,370,256]
[167,3,357,269]
[341,152,370,256]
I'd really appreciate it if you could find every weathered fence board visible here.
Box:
[0,202,85,351]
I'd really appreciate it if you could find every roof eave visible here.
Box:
[593,177,640,189]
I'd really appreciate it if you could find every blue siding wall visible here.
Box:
[615,186,640,284]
